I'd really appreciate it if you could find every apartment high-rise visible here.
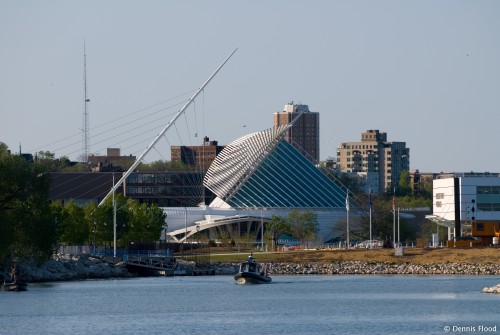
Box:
[273,102,320,164]
[336,130,410,194]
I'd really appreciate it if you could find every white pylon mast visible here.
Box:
[98,48,238,207]
[82,40,90,163]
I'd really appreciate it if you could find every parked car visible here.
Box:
[283,244,301,251]
[355,240,382,248]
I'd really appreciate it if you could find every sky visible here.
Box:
[1,0,499,173]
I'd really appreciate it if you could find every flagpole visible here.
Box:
[397,207,400,247]
[369,190,372,249]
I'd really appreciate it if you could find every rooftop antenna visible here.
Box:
[98,48,238,207]
[82,40,90,163]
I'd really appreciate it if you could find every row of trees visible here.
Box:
[34,150,194,173]
[0,143,166,267]
[51,194,165,248]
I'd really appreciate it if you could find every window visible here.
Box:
[436,201,442,208]
[476,223,484,231]
[477,186,490,194]
[436,193,444,199]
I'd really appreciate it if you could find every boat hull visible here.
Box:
[3,282,28,292]
[234,272,272,284]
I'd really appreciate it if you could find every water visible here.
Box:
[1,275,499,335]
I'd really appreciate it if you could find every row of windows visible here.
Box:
[477,203,500,211]
[346,157,379,162]
[436,202,500,211]
[126,173,203,184]
[345,164,379,171]
[477,186,500,194]
[127,186,203,195]
[344,144,378,150]
[342,151,378,156]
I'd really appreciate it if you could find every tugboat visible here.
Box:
[234,253,272,284]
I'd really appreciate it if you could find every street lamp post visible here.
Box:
[112,174,117,262]
[260,208,265,251]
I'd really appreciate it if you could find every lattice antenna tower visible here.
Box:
[82,40,90,162]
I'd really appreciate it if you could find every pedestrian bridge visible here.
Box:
[168,215,270,242]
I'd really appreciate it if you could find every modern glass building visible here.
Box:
[204,125,346,209]
[164,126,350,243]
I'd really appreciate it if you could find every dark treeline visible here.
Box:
[0,143,165,269]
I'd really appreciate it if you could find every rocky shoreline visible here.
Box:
[211,261,500,276]
[18,254,131,283]
[8,255,500,283]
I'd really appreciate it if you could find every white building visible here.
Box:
[427,173,500,242]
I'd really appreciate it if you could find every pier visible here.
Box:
[125,255,177,276]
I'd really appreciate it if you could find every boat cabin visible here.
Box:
[239,255,261,273]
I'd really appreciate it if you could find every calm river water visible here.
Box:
[1,275,499,335]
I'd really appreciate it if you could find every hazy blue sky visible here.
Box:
[1,1,499,173]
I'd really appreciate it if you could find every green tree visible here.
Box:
[397,170,412,196]
[0,143,58,264]
[59,200,90,245]
[266,215,291,251]
[138,160,192,172]
[288,210,318,245]
[126,202,165,242]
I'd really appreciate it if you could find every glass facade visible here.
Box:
[126,171,211,207]
[204,127,347,209]
[476,186,500,211]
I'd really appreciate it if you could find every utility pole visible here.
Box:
[82,40,90,163]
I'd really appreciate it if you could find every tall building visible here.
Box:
[273,102,320,164]
[171,136,225,172]
[336,129,410,194]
